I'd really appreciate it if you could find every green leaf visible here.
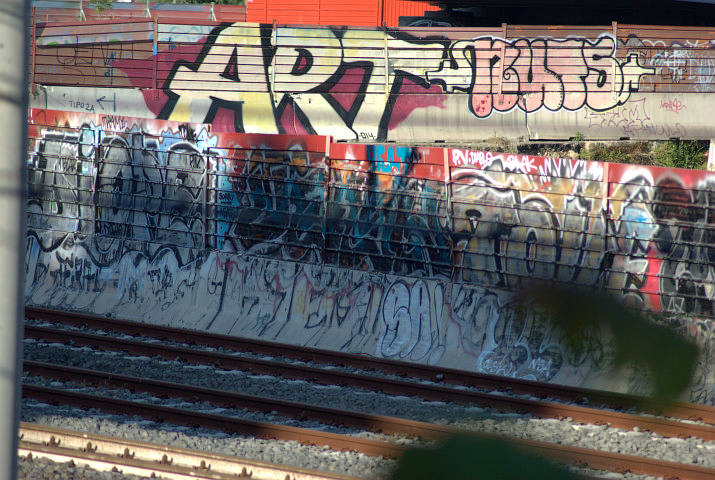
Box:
[392,436,581,480]
[518,283,699,407]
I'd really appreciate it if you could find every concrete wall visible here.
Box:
[25,108,713,403]
[30,21,715,142]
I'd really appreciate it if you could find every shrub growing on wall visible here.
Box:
[89,0,113,12]
[653,140,708,170]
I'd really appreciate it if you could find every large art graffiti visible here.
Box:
[147,27,653,138]
[33,20,715,142]
[25,108,713,403]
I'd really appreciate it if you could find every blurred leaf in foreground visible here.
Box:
[519,283,699,407]
[391,435,580,480]
[391,285,700,480]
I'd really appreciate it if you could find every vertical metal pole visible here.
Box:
[29,7,35,93]
[497,23,506,96]
[271,20,277,88]
[322,137,331,265]
[202,152,208,251]
[153,16,158,100]
[611,21,618,102]
[0,1,29,479]
[383,23,389,97]
[78,0,86,21]
[443,148,455,283]
[601,161,610,248]
[92,140,100,236]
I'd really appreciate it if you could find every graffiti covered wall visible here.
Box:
[26,108,713,403]
[30,20,715,142]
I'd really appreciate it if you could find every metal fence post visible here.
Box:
[203,152,209,251]
[0,1,29,479]
[322,137,331,264]
[153,16,159,100]
[443,147,455,283]
[383,23,389,97]
[601,161,610,249]
[92,135,100,237]
[612,21,618,102]
[29,7,36,93]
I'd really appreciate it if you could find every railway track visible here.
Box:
[19,422,361,480]
[22,357,715,443]
[22,307,715,479]
[23,315,715,440]
[26,306,712,424]
[21,380,715,480]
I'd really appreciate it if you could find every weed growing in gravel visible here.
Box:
[579,140,708,170]
[652,140,708,170]
[581,141,653,165]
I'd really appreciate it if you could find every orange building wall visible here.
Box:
[245,0,439,26]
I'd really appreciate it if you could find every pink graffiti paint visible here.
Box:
[660,97,686,114]
[278,99,313,136]
[329,68,369,113]
[387,77,446,130]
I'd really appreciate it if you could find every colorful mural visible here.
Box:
[30,21,715,141]
[25,108,713,403]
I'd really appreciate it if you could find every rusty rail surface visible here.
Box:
[22,383,406,457]
[21,383,715,480]
[23,360,715,444]
[23,322,715,441]
[19,422,354,480]
[26,306,715,425]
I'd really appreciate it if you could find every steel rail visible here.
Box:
[25,307,715,425]
[22,384,405,458]
[23,325,715,442]
[20,443,233,480]
[19,422,359,480]
[21,385,715,480]
[24,360,462,440]
[23,360,715,444]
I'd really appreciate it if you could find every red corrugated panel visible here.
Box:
[245,0,268,23]
[248,0,381,27]
[268,0,321,25]
[319,0,381,26]
[243,0,439,27]
[382,0,440,27]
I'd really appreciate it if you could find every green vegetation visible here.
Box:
[652,139,708,170]
[393,435,579,480]
[579,140,709,170]
[89,0,113,12]
[580,141,652,165]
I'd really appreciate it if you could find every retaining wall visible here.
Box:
[25,108,713,403]
[29,20,715,142]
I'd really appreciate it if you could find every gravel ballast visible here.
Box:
[20,321,715,479]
